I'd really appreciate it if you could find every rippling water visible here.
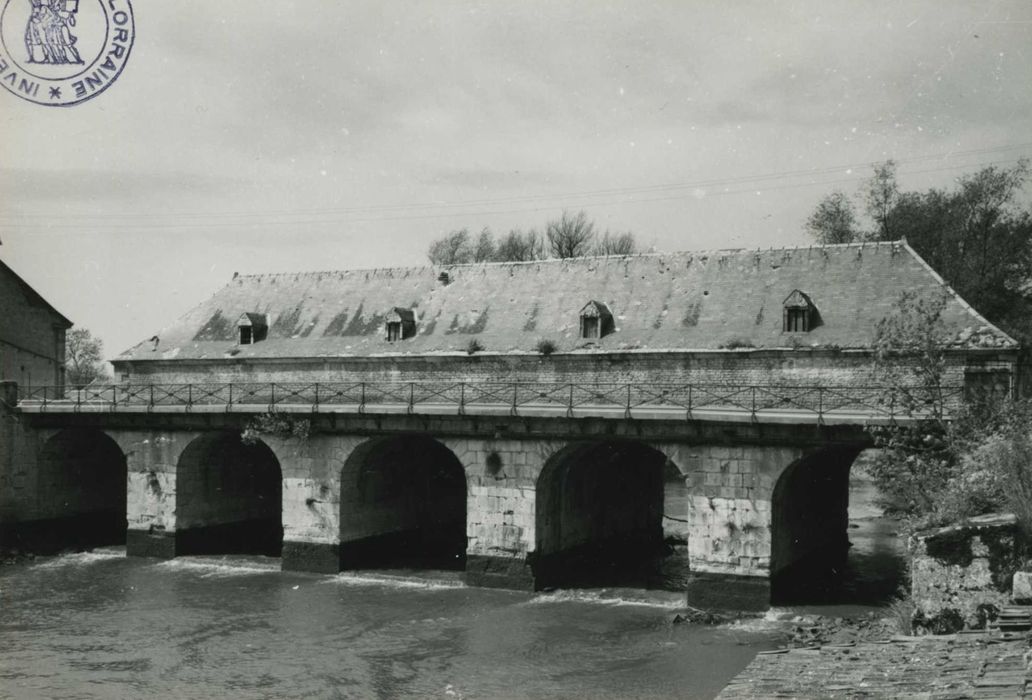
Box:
[0,551,783,700]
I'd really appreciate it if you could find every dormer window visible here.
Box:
[385,307,416,342]
[237,313,268,345]
[782,290,818,333]
[579,300,614,340]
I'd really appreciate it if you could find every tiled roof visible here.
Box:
[116,241,1016,362]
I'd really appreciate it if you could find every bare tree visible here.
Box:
[495,228,545,261]
[864,160,900,240]
[594,231,637,256]
[66,328,107,388]
[806,191,861,244]
[546,210,596,258]
[472,227,495,262]
[427,229,473,265]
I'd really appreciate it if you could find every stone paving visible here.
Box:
[718,632,1031,699]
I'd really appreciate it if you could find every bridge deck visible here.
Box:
[15,382,959,426]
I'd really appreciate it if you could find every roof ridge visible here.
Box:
[232,240,907,281]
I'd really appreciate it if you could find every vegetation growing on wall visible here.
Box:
[241,411,310,447]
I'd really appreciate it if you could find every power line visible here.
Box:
[1,150,1029,230]
[7,141,1032,222]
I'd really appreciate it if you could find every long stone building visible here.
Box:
[5,241,1020,606]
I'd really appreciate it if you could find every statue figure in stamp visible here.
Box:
[25,0,81,65]
[1,0,133,106]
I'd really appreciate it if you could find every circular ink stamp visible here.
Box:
[0,0,134,106]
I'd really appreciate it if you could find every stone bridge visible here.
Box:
[4,379,950,609]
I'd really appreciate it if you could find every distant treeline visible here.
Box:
[426,210,638,264]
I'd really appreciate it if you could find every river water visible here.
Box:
[0,470,904,699]
[0,551,783,700]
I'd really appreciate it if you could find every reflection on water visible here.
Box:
[0,550,781,700]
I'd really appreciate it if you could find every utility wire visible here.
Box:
[6,140,1030,222]
[1,148,1029,230]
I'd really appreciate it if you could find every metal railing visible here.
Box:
[14,381,967,424]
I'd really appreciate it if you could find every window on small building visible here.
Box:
[582,316,599,338]
[237,313,268,345]
[785,307,810,332]
[385,307,416,342]
[782,290,819,333]
[579,300,614,340]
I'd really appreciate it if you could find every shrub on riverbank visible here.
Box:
[869,399,1032,532]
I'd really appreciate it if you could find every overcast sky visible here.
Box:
[2,0,1031,360]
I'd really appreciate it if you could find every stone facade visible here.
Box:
[0,259,70,390]
[0,260,71,542]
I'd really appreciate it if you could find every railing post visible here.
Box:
[111,384,117,409]
[567,383,574,418]
[313,382,320,412]
[187,383,193,410]
[42,385,48,410]
[687,384,692,420]
[511,382,519,417]
[459,382,466,415]
[625,383,632,419]
[408,382,415,414]
[817,387,824,425]
[227,382,233,409]
[149,384,154,409]
[270,383,276,411]
[751,386,757,420]
[359,382,366,413]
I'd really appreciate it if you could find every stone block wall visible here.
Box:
[274,434,351,550]
[661,443,804,578]
[117,430,199,534]
[0,340,64,391]
[118,349,989,404]
[444,437,558,562]
[909,514,1022,631]
[0,383,41,526]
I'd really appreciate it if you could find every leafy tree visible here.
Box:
[427,229,473,265]
[806,191,861,244]
[594,231,637,256]
[805,159,1032,342]
[546,210,596,258]
[65,328,108,388]
[864,291,1032,529]
[863,293,961,521]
